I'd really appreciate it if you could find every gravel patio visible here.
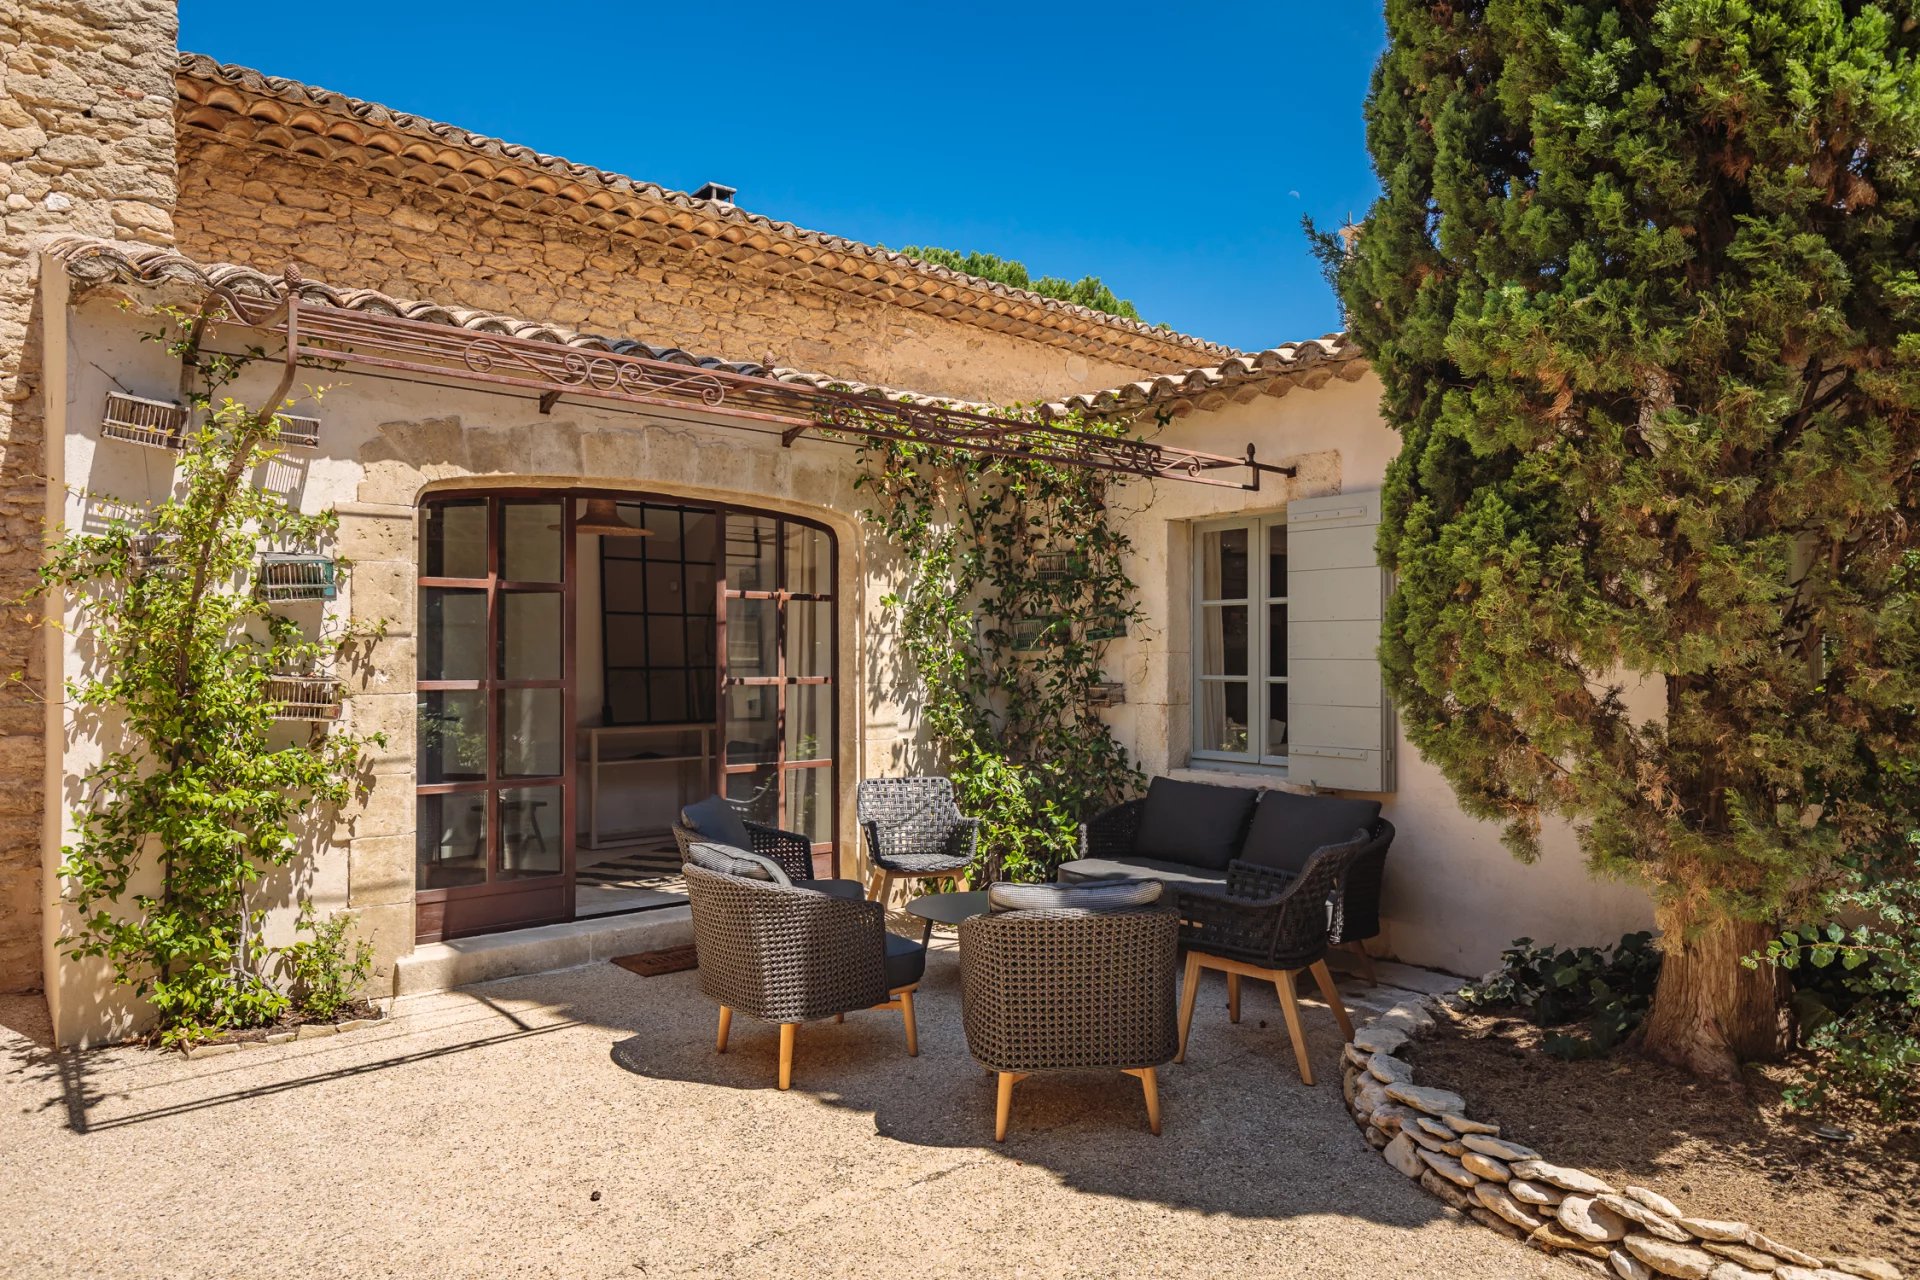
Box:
[1,946,1556,1280]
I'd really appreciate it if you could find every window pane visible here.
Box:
[1266,681,1290,756]
[726,514,777,592]
[648,616,686,666]
[501,502,563,582]
[420,588,486,681]
[725,766,778,826]
[418,691,486,783]
[500,591,562,680]
[787,765,834,844]
[649,671,689,724]
[499,688,563,777]
[684,509,717,562]
[604,614,645,666]
[646,561,686,613]
[422,500,488,579]
[1268,603,1288,677]
[724,683,777,763]
[606,671,647,723]
[417,792,487,889]
[787,683,829,761]
[726,598,775,678]
[641,505,682,557]
[1200,604,1248,677]
[1267,524,1288,599]
[685,562,716,616]
[604,559,645,612]
[1199,681,1251,754]
[1201,526,1249,600]
[786,601,832,678]
[784,523,832,595]
[498,785,561,879]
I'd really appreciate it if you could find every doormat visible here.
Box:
[611,945,698,977]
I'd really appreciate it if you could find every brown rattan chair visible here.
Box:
[1174,833,1368,1084]
[958,881,1179,1141]
[857,777,981,903]
[683,849,925,1090]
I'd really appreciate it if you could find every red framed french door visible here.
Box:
[415,494,575,942]
[717,510,838,875]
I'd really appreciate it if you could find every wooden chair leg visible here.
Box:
[1309,959,1356,1042]
[1272,970,1315,1085]
[716,1006,732,1053]
[1227,972,1241,1024]
[777,1022,797,1091]
[1126,1067,1162,1136]
[1175,951,1203,1063]
[995,1071,1019,1142]
[835,1012,844,1023]
[899,988,918,1057]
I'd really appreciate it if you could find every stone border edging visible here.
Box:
[1342,998,1904,1280]
[179,1012,383,1058]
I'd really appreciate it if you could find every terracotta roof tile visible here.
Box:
[1040,336,1367,420]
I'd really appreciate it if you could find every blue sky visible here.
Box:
[179,2,1387,354]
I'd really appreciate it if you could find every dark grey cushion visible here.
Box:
[883,932,927,990]
[684,841,790,885]
[1240,790,1383,874]
[987,879,1163,912]
[1055,856,1228,891]
[681,795,752,849]
[1130,777,1257,870]
[798,878,867,900]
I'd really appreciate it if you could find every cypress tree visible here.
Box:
[1324,1,1920,1076]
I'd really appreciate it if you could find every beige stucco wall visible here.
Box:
[0,0,180,995]
[1097,372,1656,976]
[170,132,1157,407]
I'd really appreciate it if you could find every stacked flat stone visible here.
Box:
[1342,998,1904,1280]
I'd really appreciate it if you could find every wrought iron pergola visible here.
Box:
[192,277,1296,491]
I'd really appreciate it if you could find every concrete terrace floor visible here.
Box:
[1,947,1560,1280]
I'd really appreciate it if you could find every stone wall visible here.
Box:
[170,130,1153,406]
[0,0,179,993]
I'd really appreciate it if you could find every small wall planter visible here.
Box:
[1343,999,1905,1280]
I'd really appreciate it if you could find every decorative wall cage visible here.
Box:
[1032,551,1078,580]
[257,553,338,601]
[1088,681,1127,707]
[266,672,343,721]
[1086,615,1129,641]
[1008,617,1060,652]
[100,393,187,451]
[126,530,181,577]
[272,412,321,449]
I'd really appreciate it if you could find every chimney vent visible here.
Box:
[692,181,736,205]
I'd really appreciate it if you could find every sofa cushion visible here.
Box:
[681,795,752,849]
[1131,777,1257,870]
[883,931,927,990]
[797,877,867,900]
[987,879,1163,912]
[684,841,789,885]
[1055,856,1228,891]
[1239,790,1383,875]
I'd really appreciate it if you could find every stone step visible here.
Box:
[393,907,692,996]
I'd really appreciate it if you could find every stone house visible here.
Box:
[3,2,1653,1045]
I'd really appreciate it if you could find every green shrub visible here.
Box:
[277,904,374,1022]
[1757,877,1920,1121]
[1459,932,1660,1059]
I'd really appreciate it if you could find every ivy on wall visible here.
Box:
[32,307,381,1043]
[855,409,1145,882]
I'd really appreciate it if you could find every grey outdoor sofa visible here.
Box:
[1058,776,1395,981]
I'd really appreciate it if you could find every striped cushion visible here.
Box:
[987,879,1163,912]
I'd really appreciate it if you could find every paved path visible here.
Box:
[1,949,1557,1279]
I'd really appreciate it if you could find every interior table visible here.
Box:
[904,889,993,948]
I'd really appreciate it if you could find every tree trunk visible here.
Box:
[1635,902,1790,1079]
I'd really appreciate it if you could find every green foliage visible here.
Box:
[36,307,382,1044]
[1321,2,1920,1054]
[855,409,1145,882]
[899,245,1146,323]
[1756,874,1920,1120]
[1460,932,1662,1059]
[278,902,374,1022]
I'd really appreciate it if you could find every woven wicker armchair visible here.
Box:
[1077,797,1146,862]
[683,853,924,1090]
[1326,821,1394,983]
[959,886,1179,1140]
[1175,835,1366,1084]
[856,777,981,903]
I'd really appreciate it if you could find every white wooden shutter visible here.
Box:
[1287,490,1395,792]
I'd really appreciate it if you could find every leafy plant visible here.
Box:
[34,304,383,1045]
[277,902,374,1022]
[897,245,1146,323]
[1755,875,1920,1121]
[1460,932,1662,1060]
[854,406,1145,882]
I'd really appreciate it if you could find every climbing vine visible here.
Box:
[855,408,1146,882]
[33,305,382,1044]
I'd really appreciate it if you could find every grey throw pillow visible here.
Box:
[685,841,791,886]
[987,879,1164,912]
[682,795,753,849]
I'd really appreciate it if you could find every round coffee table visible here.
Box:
[904,889,992,947]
